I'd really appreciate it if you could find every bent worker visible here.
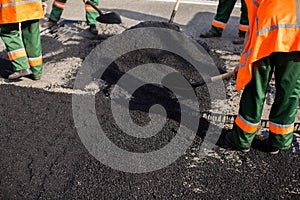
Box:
[42,0,100,34]
[226,0,300,154]
[200,0,249,45]
[0,0,44,80]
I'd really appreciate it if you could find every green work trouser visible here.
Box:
[50,0,99,26]
[229,52,300,150]
[0,20,43,77]
[210,0,248,37]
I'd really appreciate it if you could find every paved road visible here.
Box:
[0,84,300,199]
[56,0,242,38]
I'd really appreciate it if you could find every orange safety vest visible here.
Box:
[0,0,44,24]
[236,0,300,92]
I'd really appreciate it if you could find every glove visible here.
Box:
[42,2,47,15]
[234,65,239,78]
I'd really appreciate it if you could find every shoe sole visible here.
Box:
[32,77,41,80]
[269,150,280,155]
[232,42,244,45]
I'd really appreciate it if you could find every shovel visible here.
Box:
[169,0,181,23]
[128,0,181,31]
[84,0,122,24]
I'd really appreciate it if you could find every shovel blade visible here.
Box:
[96,12,122,24]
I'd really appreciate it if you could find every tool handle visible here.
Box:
[169,0,180,23]
[191,71,235,88]
[85,0,103,15]
[210,71,235,82]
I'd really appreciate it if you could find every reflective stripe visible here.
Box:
[85,4,98,12]
[235,114,259,133]
[257,24,300,36]
[237,62,246,70]
[212,19,226,29]
[239,24,249,32]
[0,0,41,8]
[28,55,43,67]
[8,48,27,60]
[256,16,258,31]
[237,49,252,70]
[53,0,65,9]
[269,122,294,135]
[252,0,259,7]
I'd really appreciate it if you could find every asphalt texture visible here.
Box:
[1,57,300,199]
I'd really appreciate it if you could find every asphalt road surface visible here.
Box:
[1,83,300,199]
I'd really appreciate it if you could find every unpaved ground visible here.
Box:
[0,1,300,198]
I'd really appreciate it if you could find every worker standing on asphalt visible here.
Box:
[42,0,100,35]
[200,0,248,45]
[226,0,300,154]
[0,0,44,80]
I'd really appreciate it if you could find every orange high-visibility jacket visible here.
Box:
[236,0,300,92]
[0,0,44,24]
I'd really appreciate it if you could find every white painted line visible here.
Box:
[149,0,241,7]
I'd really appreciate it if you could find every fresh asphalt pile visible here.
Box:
[0,21,300,199]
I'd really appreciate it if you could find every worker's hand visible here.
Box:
[42,2,47,15]
[234,65,239,78]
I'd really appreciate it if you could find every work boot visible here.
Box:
[41,19,57,29]
[26,74,41,81]
[8,69,32,80]
[225,133,251,153]
[32,76,41,80]
[263,140,280,155]
[200,31,220,38]
[255,139,281,155]
[232,37,245,45]
[89,25,98,35]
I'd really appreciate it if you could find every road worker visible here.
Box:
[0,0,44,80]
[42,0,100,34]
[226,0,300,154]
[200,0,248,45]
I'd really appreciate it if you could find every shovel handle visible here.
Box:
[85,0,103,15]
[169,0,180,23]
[210,71,235,82]
[191,71,235,88]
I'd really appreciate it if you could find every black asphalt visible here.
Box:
[0,83,300,199]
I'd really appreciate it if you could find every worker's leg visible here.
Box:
[49,0,68,22]
[268,52,300,150]
[238,0,248,38]
[210,0,237,36]
[0,23,30,72]
[85,0,99,26]
[228,56,274,148]
[21,20,43,78]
